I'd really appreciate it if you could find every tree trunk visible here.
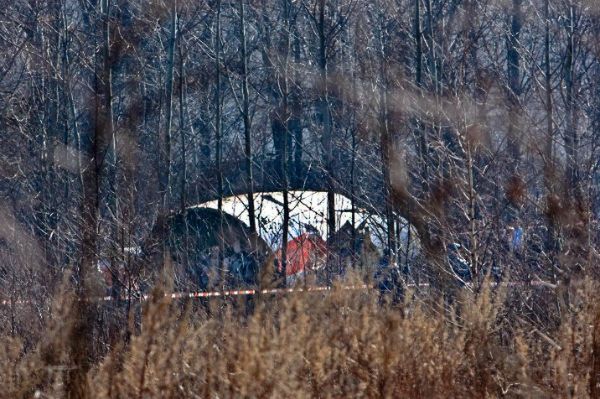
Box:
[66,1,113,395]
[178,28,189,273]
[291,24,303,185]
[507,0,522,169]
[564,2,579,200]
[543,0,557,254]
[239,0,256,233]
[280,0,293,287]
[215,0,225,280]
[378,21,397,261]
[162,0,177,212]
[179,29,186,212]
[414,0,428,185]
[317,0,336,242]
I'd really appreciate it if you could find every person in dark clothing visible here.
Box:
[375,255,403,304]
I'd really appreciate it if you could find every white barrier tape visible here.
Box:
[0,281,556,307]
[0,284,372,306]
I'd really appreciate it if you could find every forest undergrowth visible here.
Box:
[1,275,600,399]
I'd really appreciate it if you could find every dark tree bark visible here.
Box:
[239,0,257,233]
[317,0,336,242]
[414,0,428,185]
[377,19,397,260]
[506,0,522,169]
[564,1,580,200]
[179,29,187,212]
[162,0,177,211]
[543,0,558,254]
[215,0,225,277]
[291,23,304,186]
[67,1,113,396]
[280,0,293,286]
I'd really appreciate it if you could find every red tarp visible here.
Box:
[277,233,327,276]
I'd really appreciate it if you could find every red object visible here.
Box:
[277,233,327,276]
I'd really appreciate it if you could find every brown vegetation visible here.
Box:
[1,278,600,398]
[1,0,600,397]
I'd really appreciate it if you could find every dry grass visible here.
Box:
[1,279,600,398]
